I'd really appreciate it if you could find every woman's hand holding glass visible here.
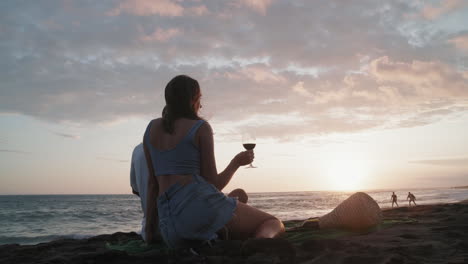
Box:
[234,150,255,167]
[242,132,257,168]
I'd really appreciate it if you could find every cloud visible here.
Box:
[52,131,81,139]
[420,0,465,20]
[396,108,455,128]
[369,56,468,98]
[291,81,310,97]
[0,149,31,154]
[226,65,286,84]
[1,1,468,140]
[108,0,208,17]
[240,0,273,15]
[108,0,184,16]
[448,34,468,52]
[409,157,468,166]
[141,27,182,42]
[188,5,209,16]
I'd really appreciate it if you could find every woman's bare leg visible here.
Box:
[226,202,284,240]
[254,218,285,238]
[228,188,248,204]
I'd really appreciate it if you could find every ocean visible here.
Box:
[1,188,467,245]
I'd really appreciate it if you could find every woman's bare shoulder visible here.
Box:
[199,120,213,135]
[151,118,163,126]
[147,118,163,134]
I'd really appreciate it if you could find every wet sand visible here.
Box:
[1,201,467,264]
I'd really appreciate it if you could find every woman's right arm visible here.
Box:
[199,122,253,191]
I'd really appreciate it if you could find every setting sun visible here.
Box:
[319,152,372,191]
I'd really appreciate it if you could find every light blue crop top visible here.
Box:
[144,119,205,176]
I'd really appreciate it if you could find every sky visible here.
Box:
[1,0,468,194]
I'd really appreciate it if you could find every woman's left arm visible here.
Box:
[143,139,160,243]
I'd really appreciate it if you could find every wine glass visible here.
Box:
[242,132,257,168]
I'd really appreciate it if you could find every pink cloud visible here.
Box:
[188,5,209,16]
[291,80,349,104]
[376,86,405,105]
[240,0,273,15]
[448,34,468,52]
[291,81,310,97]
[141,27,182,42]
[6,0,468,139]
[226,66,286,84]
[108,0,184,16]
[421,0,464,20]
[244,67,285,83]
[369,56,468,97]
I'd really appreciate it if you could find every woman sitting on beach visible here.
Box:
[143,75,285,248]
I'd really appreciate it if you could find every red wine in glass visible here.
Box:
[242,132,257,168]
[243,143,256,150]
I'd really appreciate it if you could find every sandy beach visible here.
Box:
[1,200,467,264]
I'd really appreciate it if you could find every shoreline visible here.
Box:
[2,200,468,263]
[3,200,466,247]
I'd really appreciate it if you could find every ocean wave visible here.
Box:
[1,189,466,245]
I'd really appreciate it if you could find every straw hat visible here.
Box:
[318,192,382,231]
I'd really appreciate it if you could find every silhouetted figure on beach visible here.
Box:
[391,192,399,207]
[407,192,417,206]
[130,143,159,241]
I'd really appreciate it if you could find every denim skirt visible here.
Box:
[157,174,237,248]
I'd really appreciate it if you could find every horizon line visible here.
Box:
[1,185,465,196]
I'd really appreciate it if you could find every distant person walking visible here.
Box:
[407,192,417,206]
[391,192,399,207]
[130,143,159,241]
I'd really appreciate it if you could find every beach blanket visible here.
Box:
[106,240,167,254]
[106,218,417,254]
[284,218,417,244]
